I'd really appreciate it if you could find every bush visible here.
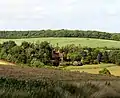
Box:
[51,60,60,67]
[67,52,82,62]
[93,60,98,64]
[73,61,78,66]
[6,54,13,62]
[30,59,45,67]
[59,62,72,66]
[73,61,83,66]
[115,59,120,65]
[81,59,90,65]
[99,68,111,75]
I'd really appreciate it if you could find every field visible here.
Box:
[0,64,117,80]
[1,37,120,97]
[0,61,120,97]
[60,64,120,76]
[0,64,120,97]
[1,60,120,76]
[1,37,120,48]
[1,59,120,77]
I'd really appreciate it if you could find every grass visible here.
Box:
[1,38,120,48]
[1,77,120,98]
[60,64,120,76]
[0,63,120,97]
[1,59,120,76]
[0,65,120,98]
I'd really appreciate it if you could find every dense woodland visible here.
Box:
[0,41,120,67]
[0,30,120,41]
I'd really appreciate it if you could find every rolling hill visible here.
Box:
[0,38,120,48]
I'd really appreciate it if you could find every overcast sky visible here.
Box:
[0,0,120,32]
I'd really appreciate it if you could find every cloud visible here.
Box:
[0,0,47,20]
[0,0,120,32]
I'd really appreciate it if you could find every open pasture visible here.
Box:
[1,38,120,48]
[61,64,120,76]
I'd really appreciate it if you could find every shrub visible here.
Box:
[81,59,90,65]
[73,61,78,66]
[30,59,45,67]
[99,68,111,75]
[52,60,60,67]
[116,59,120,65]
[73,61,83,66]
[59,62,72,66]
[93,60,98,64]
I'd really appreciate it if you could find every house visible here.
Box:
[51,49,64,66]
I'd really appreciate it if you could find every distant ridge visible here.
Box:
[0,29,120,41]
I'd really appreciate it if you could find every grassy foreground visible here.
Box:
[1,38,120,48]
[1,77,120,98]
[0,65,120,98]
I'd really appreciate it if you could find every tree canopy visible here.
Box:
[1,41,120,67]
[0,30,120,41]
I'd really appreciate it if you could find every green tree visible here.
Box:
[2,41,16,53]
[9,46,26,63]
[115,51,120,65]
[35,41,53,65]
[67,52,82,62]
[109,50,118,64]
[21,41,30,49]
[102,51,109,63]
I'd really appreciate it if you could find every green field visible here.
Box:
[60,64,120,76]
[1,38,120,48]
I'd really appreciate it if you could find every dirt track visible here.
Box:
[0,65,120,81]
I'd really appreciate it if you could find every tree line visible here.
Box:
[0,41,120,67]
[0,30,120,41]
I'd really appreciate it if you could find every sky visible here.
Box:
[0,0,120,32]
